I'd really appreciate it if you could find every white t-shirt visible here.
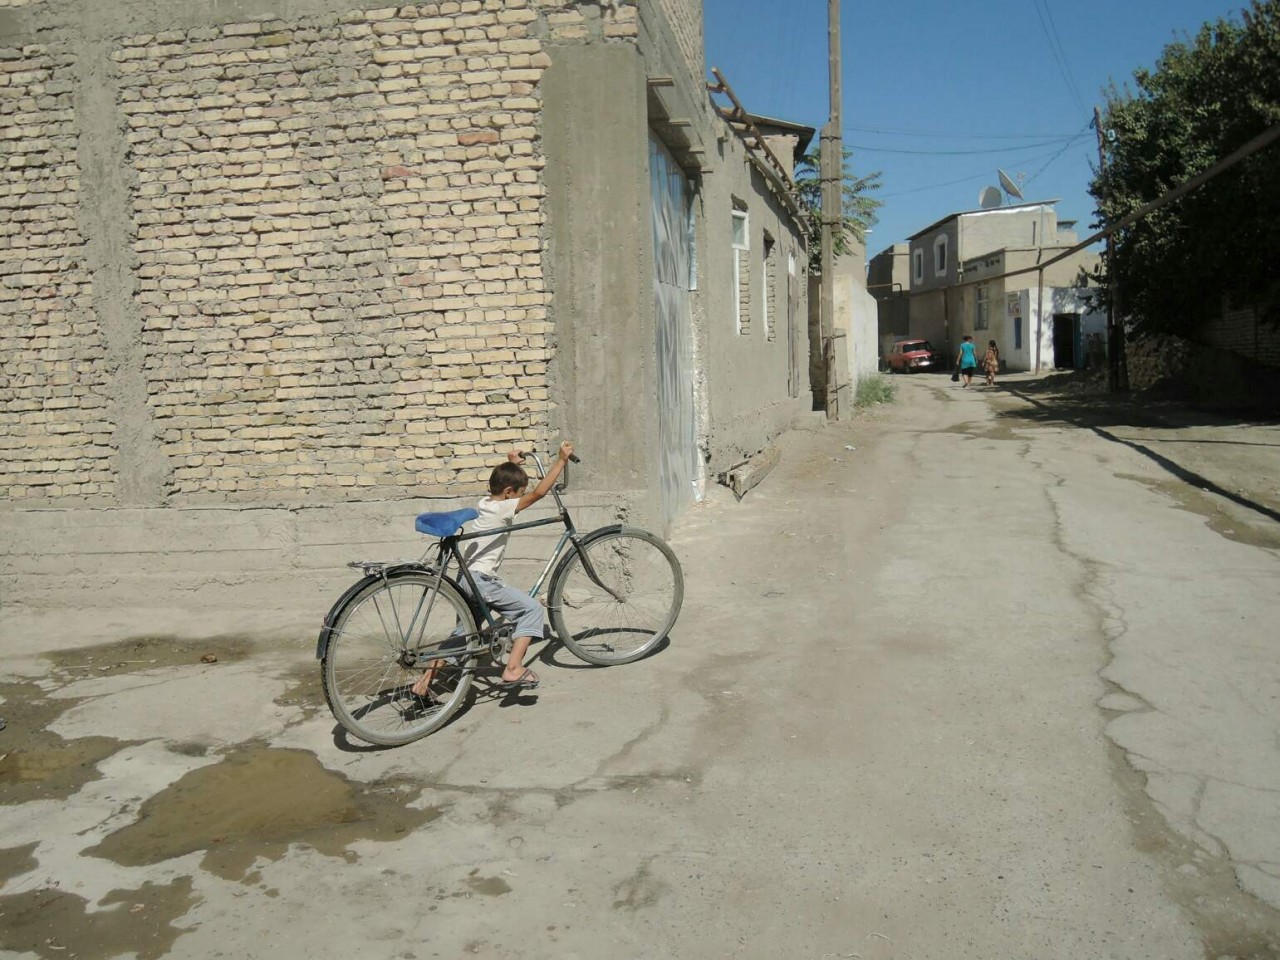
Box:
[462,496,520,577]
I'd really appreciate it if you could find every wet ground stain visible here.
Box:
[272,660,328,727]
[46,635,256,682]
[0,842,38,885]
[85,747,441,881]
[463,868,512,897]
[0,876,196,960]
[0,679,127,806]
[1116,472,1280,550]
[1107,740,1280,957]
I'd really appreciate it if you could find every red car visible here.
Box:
[884,339,941,373]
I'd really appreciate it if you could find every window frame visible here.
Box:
[912,248,924,285]
[933,235,948,277]
[732,210,749,335]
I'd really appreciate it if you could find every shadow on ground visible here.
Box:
[996,380,1280,529]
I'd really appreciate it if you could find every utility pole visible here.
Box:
[819,0,843,418]
[1093,105,1129,392]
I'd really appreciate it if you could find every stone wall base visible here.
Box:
[0,492,635,655]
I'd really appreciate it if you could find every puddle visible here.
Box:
[0,679,127,806]
[0,877,196,960]
[463,869,512,897]
[47,635,256,682]
[0,842,38,886]
[1117,472,1280,550]
[928,421,1027,442]
[272,660,328,727]
[85,747,440,881]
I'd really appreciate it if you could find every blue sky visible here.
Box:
[703,0,1254,259]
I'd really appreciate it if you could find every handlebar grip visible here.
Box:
[568,453,580,464]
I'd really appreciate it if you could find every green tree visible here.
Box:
[1090,0,1280,336]
[794,148,883,274]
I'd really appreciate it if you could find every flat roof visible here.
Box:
[906,199,1061,241]
[742,112,816,159]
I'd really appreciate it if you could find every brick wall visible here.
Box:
[655,0,703,82]
[0,1,642,505]
[764,245,776,341]
[736,248,750,336]
[0,40,110,499]
[1200,303,1280,370]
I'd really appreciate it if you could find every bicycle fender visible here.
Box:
[316,575,378,660]
[316,567,481,660]
[579,523,625,543]
[546,523,627,605]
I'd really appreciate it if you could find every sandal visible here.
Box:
[498,668,540,690]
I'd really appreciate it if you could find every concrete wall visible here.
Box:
[958,204,1057,264]
[698,124,810,473]
[543,41,655,524]
[908,220,958,293]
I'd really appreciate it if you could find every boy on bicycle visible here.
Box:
[412,440,575,695]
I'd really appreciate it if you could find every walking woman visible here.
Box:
[982,339,1000,386]
[957,335,977,387]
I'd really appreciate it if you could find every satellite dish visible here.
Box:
[979,185,1003,209]
[998,168,1024,200]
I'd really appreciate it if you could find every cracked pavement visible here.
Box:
[2,373,1279,959]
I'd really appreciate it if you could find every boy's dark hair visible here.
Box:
[489,462,529,495]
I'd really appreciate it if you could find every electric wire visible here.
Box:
[845,139,1080,156]
[1022,122,1094,188]
[1031,0,1089,118]
[843,123,1081,141]
[873,136,1090,199]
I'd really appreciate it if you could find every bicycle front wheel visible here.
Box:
[321,572,478,746]
[548,528,683,665]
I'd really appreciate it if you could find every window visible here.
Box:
[933,235,948,277]
[912,248,923,285]
[975,284,989,330]
[732,208,750,335]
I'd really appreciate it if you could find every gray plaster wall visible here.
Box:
[696,133,810,474]
[542,41,657,529]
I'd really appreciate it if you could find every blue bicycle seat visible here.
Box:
[415,508,479,538]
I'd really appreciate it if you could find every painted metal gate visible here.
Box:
[649,134,698,530]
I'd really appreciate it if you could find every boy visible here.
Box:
[412,440,574,695]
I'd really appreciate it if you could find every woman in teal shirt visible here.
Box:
[957,335,978,387]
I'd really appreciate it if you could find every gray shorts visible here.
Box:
[471,572,545,640]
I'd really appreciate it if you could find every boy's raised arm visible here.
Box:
[516,441,574,513]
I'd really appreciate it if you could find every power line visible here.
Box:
[843,123,1082,141]
[1031,0,1088,118]
[874,140,1088,199]
[1022,122,1093,188]
[846,138,1081,157]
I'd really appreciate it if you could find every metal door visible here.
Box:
[649,134,697,530]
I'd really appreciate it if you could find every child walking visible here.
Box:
[413,440,575,696]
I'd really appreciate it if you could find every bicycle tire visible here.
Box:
[321,571,478,746]
[548,527,683,666]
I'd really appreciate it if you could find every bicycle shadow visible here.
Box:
[536,633,672,670]
[327,632,674,752]
[327,668,541,753]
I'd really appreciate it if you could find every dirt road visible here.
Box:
[2,374,1278,959]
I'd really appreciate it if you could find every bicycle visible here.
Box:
[316,452,684,746]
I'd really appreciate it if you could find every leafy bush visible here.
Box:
[855,374,896,407]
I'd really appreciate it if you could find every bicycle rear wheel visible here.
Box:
[321,572,478,746]
[548,527,683,666]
